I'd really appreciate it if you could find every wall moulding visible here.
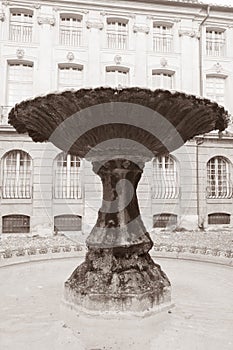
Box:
[0,11,5,21]
[37,15,56,26]
[178,29,200,39]
[86,19,104,30]
[53,6,89,14]
[100,11,135,19]
[133,24,150,34]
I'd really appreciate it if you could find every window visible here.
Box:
[206,76,225,105]
[153,155,179,199]
[54,215,82,232]
[58,64,84,91]
[206,29,225,56]
[106,66,129,87]
[207,156,232,199]
[153,23,173,52]
[9,9,33,42]
[107,18,128,49]
[153,213,177,228]
[59,14,82,46]
[208,213,230,225]
[2,215,30,233]
[2,150,32,199]
[54,153,81,199]
[7,62,33,107]
[152,71,174,90]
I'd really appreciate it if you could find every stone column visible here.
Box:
[133,23,150,87]
[64,159,171,314]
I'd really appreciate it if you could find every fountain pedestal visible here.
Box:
[64,159,171,314]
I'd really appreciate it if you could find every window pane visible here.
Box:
[59,15,82,46]
[206,157,232,199]
[7,63,33,106]
[153,24,173,52]
[58,66,83,90]
[107,19,128,49]
[54,153,81,199]
[2,150,32,199]
[2,215,30,233]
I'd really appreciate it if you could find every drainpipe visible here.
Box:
[199,5,210,96]
[196,6,210,230]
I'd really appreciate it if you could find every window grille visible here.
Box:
[206,76,225,105]
[153,213,177,228]
[153,155,179,199]
[2,215,30,233]
[2,150,32,199]
[58,65,83,90]
[54,215,82,232]
[59,14,82,46]
[152,71,173,90]
[208,213,230,225]
[9,10,33,42]
[7,62,33,107]
[107,19,128,49]
[153,24,173,53]
[206,29,225,56]
[54,153,81,199]
[207,157,232,199]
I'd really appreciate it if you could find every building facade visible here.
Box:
[0,0,233,235]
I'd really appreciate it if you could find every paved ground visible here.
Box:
[0,257,233,350]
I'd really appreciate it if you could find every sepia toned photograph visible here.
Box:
[0,0,233,349]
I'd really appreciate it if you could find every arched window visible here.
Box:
[9,8,33,42]
[2,150,32,199]
[54,214,82,232]
[2,215,30,233]
[208,213,230,225]
[153,22,173,53]
[152,70,174,90]
[59,13,83,46]
[206,28,225,56]
[153,155,179,199]
[153,213,177,228]
[105,66,129,87]
[106,17,128,49]
[58,64,84,90]
[207,156,232,199]
[7,61,33,108]
[53,153,81,199]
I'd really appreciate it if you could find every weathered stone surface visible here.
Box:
[64,247,171,313]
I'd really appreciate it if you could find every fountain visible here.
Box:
[9,87,229,316]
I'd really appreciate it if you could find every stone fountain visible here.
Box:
[9,87,229,316]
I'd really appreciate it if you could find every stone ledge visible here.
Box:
[0,244,86,267]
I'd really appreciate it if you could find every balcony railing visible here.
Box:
[59,29,82,46]
[0,106,12,126]
[206,182,232,199]
[9,24,32,42]
[206,38,225,56]
[153,34,173,53]
[107,33,128,50]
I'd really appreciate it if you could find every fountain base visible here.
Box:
[64,247,171,314]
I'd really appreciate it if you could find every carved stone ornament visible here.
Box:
[0,11,5,21]
[114,55,122,65]
[37,16,56,26]
[133,24,150,34]
[178,29,200,39]
[2,1,10,6]
[16,49,25,59]
[214,62,223,74]
[86,20,104,30]
[160,57,168,67]
[67,52,75,61]
[33,3,41,9]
